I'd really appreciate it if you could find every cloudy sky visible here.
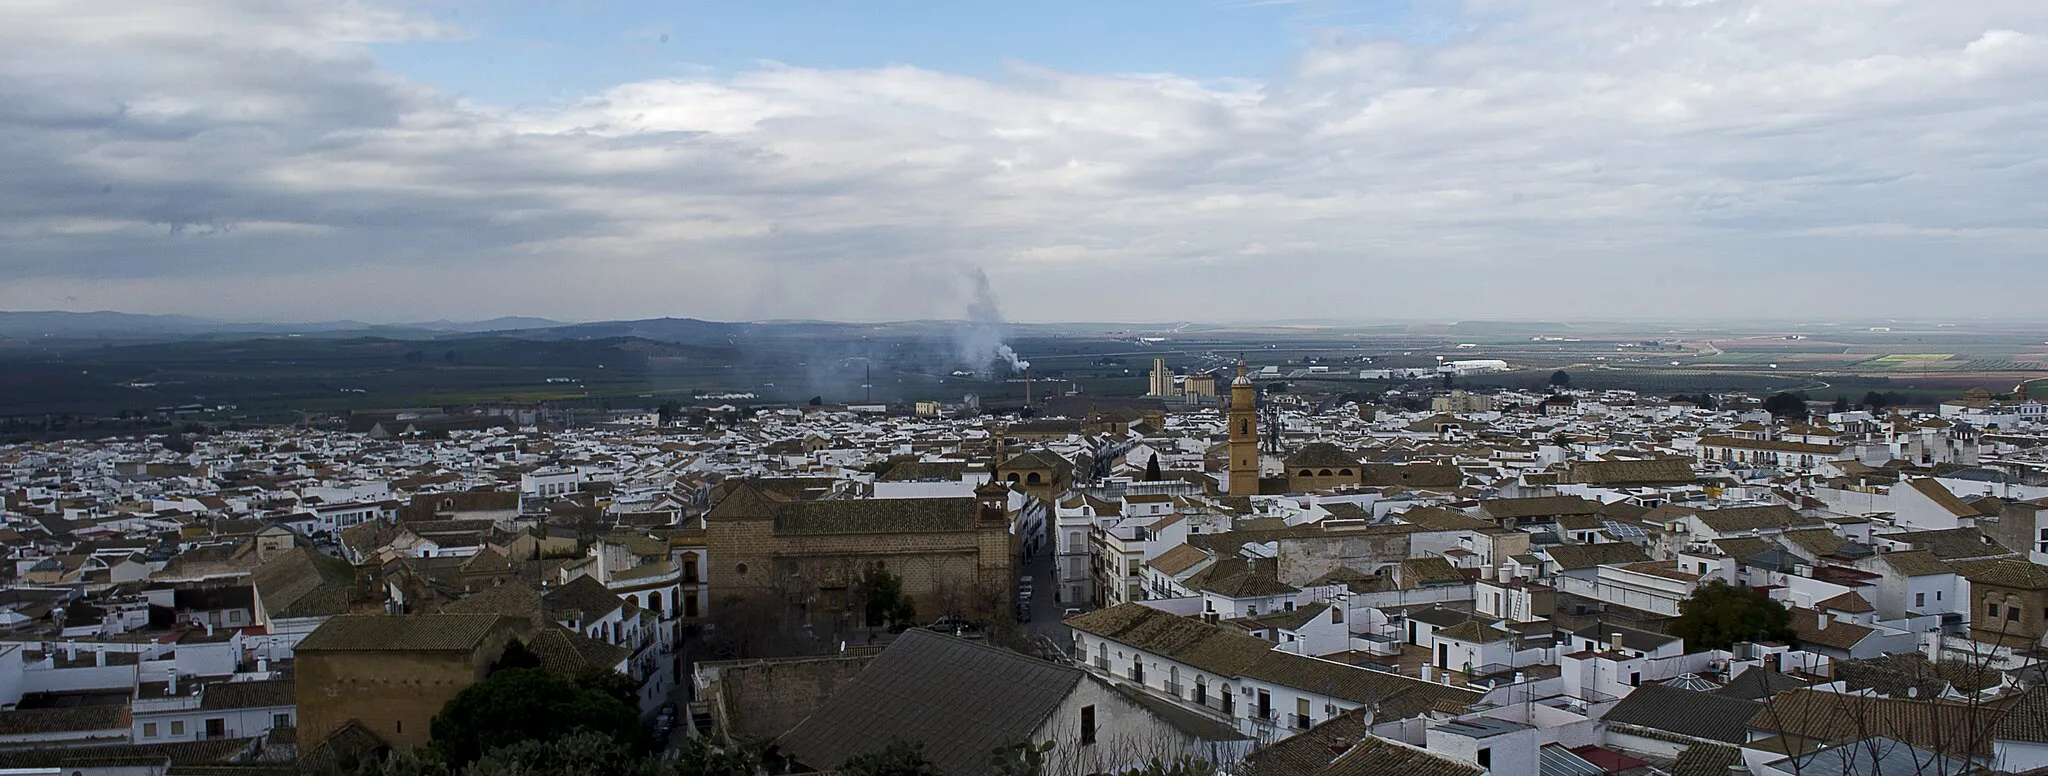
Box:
[4,1,2046,324]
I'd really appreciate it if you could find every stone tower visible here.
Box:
[1228,361,1259,496]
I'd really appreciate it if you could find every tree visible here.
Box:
[674,737,775,776]
[1762,392,1809,420]
[1832,395,1850,414]
[428,667,645,765]
[1548,370,1572,388]
[841,740,942,776]
[1671,580,1795,652]
[861,567,915,628]
[489,639,542,673]
[468,732,662,776]
[657,400,683,426]
[1144,453,1162,482]
[1863,391,1889,411]
[1440,371,1454,390]
[990,740,1055,776]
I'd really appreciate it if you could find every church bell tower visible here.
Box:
[1228,362,1259,496]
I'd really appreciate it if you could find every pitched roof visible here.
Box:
[1067,603,1481,712]
[1146,543,1211,577]
[1953,557,2048,589]
[1746,689,1999,756]
[773,498,982,535]
[1906,478,1977,518]
[1692,505,1818,534]
[1787,608,1877,652]
[527,625,631,674]
[1322,736,1483,776]
[542,575,626,622]
[296,614,506,652]
[1187,557,1299,598]
[776,629,1083,776]
[1876,549,1953,578]
[1479,496,1603,520]
[249,546,358,619]
[1286,443,1361,469]
[1544,542,1649,571]
[1562,458,1698,486]
[1603,684,1761,743]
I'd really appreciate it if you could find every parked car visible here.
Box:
[1019,575,1035,595]
[929,615,977,632]
[1062,607,1085,620]
[1015,602,1032,623]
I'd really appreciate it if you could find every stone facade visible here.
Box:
[293,615,524,750]
[704,481,1018,627]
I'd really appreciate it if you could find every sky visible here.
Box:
[3,0,2046,324]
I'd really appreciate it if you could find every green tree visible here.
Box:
[1144,453,1162,482]
[1671,580,1795,652]
[1762,392,1809,420]
[429,668,644,765]
[489,640,541,674]
[840,740,942,776]
[674,737,775,776]
[657,400,683,426]
[1548,370,1572,388]
[990,740,1055,776]
[1863,391,1888,411]
[861,567,915,628]
[470,732,662,776]
[1832,395,1850,414]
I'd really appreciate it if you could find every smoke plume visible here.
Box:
[957,267,1028,377]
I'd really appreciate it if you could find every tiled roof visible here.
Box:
[1666,743,1742,776]
[1603,684,1760,743]
[198,678,294,710]
[439,581,544,620]
[295,613,506,652]
[1479,496,1603,520]
[1816,591,1875,614]
[1907,478,1979,518]
[1544,542,1649,571]
[776,630,1082,776]
[1562,458,1697,486]
[1285,443,1360,469]
[1953,557,2048,589]
[1397,507,1495,532]
[1884,528,2011,561]
[249,546,358,619]
[1692,505,1817,534]
[1146,543,1211,576]
[1876,550,1953,578]
[542,575,625,622]
[1069,603,1481,712]
[1321,736,1482,776]
[527,625,630,674]
[773,498,981,536]
[0,704,128,736]
[1187,556,1299,598]
[1746,689,1998,756]
[1787,608,1876,652]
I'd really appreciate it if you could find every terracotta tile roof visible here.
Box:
[1146,543,1211,576]
[295,613,506,652]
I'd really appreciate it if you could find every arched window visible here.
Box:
[648,591,663,615]
[1299,470,1314,477]
[1006,473,1021,483]
[1240,420,1249,436]
[1318,469,1333,477]
[1027,472,1042,485]
[1338,469,1353,477]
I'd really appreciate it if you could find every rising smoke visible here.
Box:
[957,267,1029,377]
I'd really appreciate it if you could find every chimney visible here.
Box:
[1329,736,1351,756]
[1816,615,1828,631]
[168,672,178,695]
[95,649,106,667]
[1421,665,1433,683]
[258,656,269,673]
[1514,672,1525,685]
[1611,632,1624,652]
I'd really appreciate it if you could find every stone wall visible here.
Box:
[709,653,879,743]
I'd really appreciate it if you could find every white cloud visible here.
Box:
[2,0,2046,322]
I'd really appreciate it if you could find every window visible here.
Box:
[2010,607,2022,622]
[1477,748,1492,769]
[735,563,749,576]
[171,721,185,736]
[1916,592,1926,607]
[274,713,291,729]
[1989,602,2002,618]
[684,594,699,618]
[1284,601,1295,612]
[682,557,699,583]
[228,610,242,623]
[1295,698,1312,729]
[143,722,158,738]
[1247,605,1258,616]
[395,720,402,735]
[1630,672,1641,687]
[1080,705,1096,746]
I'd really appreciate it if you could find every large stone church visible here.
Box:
[703,479,1018,629]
